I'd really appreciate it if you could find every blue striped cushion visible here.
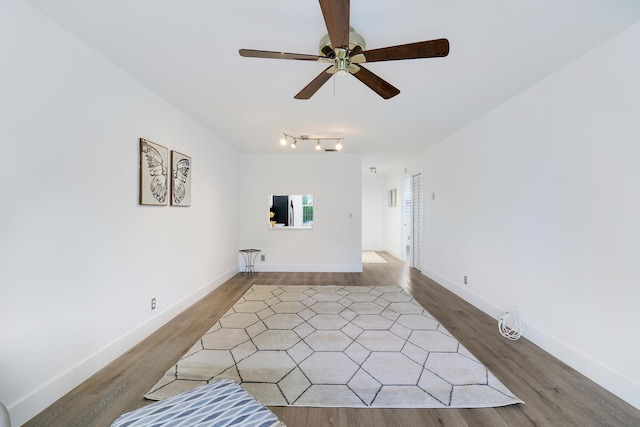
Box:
[112,379,284,427]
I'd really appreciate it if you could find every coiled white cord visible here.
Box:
[498,309,523,340]
[0,402,10,427]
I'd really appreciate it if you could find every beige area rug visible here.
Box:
[362,251,387,263]
[145,285,523,408]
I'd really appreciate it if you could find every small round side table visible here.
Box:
[239,249,260,276]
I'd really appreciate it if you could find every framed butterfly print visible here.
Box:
[139,138,169,205]
[171,150,191,206]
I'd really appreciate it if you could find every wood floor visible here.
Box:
[25,253,640,426]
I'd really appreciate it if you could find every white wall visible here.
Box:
[239,154,362,272]
[413,23,640,409]
[362,173,385,250]
[0,1,240,424]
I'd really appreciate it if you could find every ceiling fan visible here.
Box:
[239,0,449,99]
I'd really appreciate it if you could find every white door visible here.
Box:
[412,173,423,271]
[402,179,412,262]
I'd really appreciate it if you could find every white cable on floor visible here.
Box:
[498,309,523,340]
[0,402,10,427]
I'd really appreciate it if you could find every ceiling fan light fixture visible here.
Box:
[334,48,350,76]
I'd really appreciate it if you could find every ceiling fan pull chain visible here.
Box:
[333,71,336,96]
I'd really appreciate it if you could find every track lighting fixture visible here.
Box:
[279,133,344,152]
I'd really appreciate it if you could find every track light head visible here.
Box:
[279,133,344,152]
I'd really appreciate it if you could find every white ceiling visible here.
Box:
[26,0,640,173]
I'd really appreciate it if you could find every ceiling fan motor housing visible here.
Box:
[319,27,366,56]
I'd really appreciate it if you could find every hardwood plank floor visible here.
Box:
[24,252,640,426]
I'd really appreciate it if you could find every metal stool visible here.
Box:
[239,249,260,276]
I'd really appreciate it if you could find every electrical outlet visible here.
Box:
[261,254,265,261]
[151,297,156,310]
[464,276,468,285]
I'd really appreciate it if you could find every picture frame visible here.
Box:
[388,189,397,207]
[171,150,191,206]
[139,138,169,205]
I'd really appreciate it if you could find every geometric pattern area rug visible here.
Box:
[145,285,523,408]
[362,251,387,263]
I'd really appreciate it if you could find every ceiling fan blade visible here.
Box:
[360,39,450,63]
[239,49,323,61]
[294,66,333,99]
[319,0,350,50]
[351,65,400,99]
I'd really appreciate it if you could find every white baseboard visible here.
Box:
[254,264,363,273]
[421,267,640,411]
[384,247,404,261]
[421,268,505,320]
[522,319,640,410]
[9,268,237,426]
